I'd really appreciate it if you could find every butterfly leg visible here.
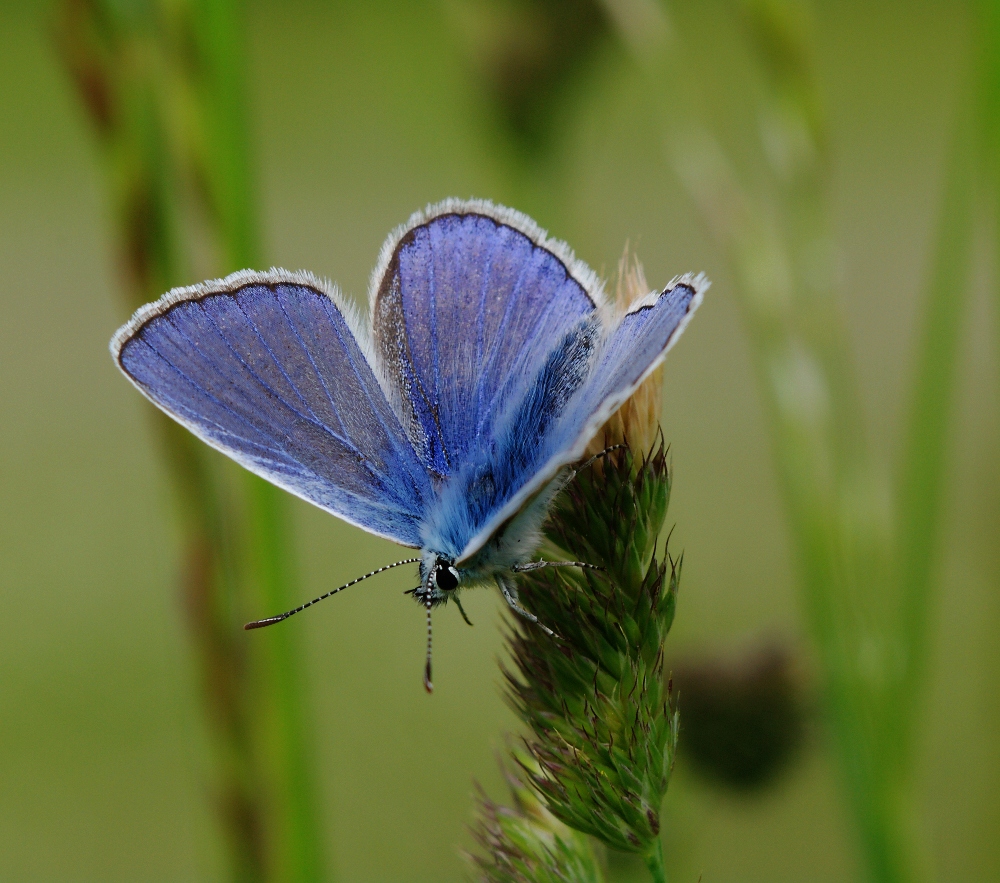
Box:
[512,560,604,574]
[453,594,474,626]
[497,575,559,639]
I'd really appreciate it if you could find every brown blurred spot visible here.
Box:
[448,0,611,154]
[673,640,808,792]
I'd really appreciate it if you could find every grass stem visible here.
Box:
[643,839,667,883]
[645,2,982,880]
[54,1,326,878]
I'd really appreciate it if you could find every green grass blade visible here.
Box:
[55,1,327,878]
[189,0,328,877]
[895,69,978,742]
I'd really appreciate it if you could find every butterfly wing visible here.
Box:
[370,200,604,479]
[454,275,707,563]
[111,269,433,546]
[566,277,705,434]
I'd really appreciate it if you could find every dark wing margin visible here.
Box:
[111,268,433,547]
[454,273,708,563]
[369,199,604,479]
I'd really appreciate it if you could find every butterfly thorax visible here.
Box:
[413,463,571,611]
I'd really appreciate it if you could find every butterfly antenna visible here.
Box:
[244,557,421,629]
[423,599,434,693]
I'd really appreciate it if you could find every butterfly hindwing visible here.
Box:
[112,271,432,546]
[371,204,602,478]
[422,311,601,558]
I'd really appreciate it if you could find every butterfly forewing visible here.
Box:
[454,276,704,563]
[113,272,432,547]
[571,280,701,426]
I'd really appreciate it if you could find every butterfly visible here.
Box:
[111,199,706,689]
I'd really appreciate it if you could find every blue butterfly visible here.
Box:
[111,199,706,689]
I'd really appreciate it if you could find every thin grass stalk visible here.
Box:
[674,139,915,882]
[980,1,1000,361]
[642,838,666,883]
[660,36,913,883]
[735,3,982,874]
[734,6,920,878]
[54,2,325,879]
[634,1,978,879]
[186,2,326,877]
[55,6,267,876]
[975,9,1000,871]
[895,56,979,752]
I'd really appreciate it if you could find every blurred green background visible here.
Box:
[1,0,997,881]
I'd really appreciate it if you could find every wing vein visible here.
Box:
[140,335,424,520]
[273,290,349,438]
[191,301,365,457]
[232,294,325,424]
[473,228,502,430]
[133,337,301,459]
[470,246,538,429]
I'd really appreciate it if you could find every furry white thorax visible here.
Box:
[415,468,570,605]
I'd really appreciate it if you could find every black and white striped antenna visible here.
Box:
[244,557,421,629]
[423,597,434,693]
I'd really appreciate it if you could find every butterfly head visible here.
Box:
[411,552,465,693]
[413,553,462,606]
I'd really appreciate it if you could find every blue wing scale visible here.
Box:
[372,211,599,478]
[113,272,432,546]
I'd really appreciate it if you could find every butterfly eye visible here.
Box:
[435,566,459,592]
